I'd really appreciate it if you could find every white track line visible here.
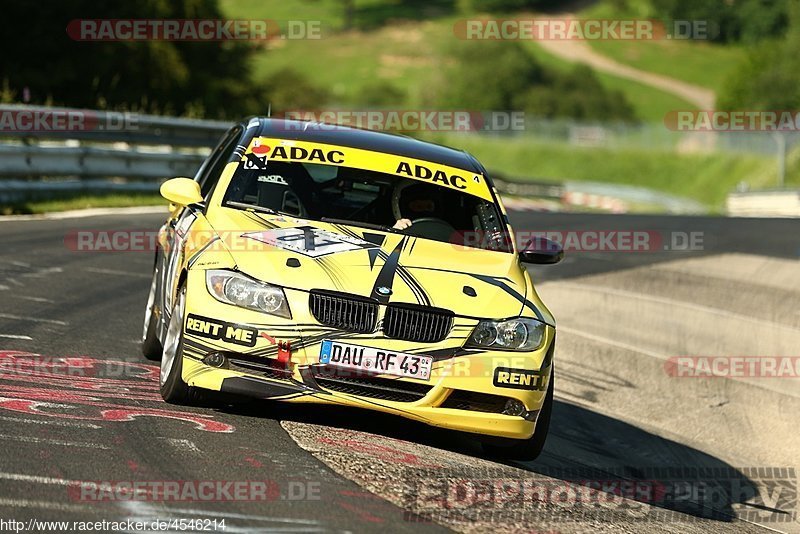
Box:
[558,326,668,361]
[21,268,63,278]
[0,472,76,486]
[554,282,800,334]
[0,434,110,449]
[558,325,800,400]
[9,295,54,303]
[0,313,67,325]
[0,415,101,429]
[160,438,201,454]
[0,474,322,527]
[0,334,32,340]
[85,267,150,278]
[0,498,92,512]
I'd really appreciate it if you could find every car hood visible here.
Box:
[201,208,552,323]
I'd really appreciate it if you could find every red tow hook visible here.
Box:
[277,341,292,364]
[260,332,293,365]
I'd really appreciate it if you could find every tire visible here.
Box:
[141,272,163,361]
[159,285,201,405]
[482,368,554,462]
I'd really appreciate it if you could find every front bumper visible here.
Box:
[180,270,554,440]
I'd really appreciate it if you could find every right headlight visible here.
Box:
[466,317,545,351]
[205,269,291,318]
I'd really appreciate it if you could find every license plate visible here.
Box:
[319,340,432,381]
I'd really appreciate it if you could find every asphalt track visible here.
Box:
[0,209,798,533]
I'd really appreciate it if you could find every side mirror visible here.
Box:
[160,177,203,207]
[520,237,564,265]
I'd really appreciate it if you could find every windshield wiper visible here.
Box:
[321,217,401,234]
[225,201,286,216]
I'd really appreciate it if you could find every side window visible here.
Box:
[196,126,243,200]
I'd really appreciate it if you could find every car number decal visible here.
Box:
[242,226,378,258]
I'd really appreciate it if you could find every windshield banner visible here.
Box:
[241,137,494,201]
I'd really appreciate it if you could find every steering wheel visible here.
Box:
[404,217,456,241]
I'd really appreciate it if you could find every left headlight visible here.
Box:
[466,317,546,351]
[205,269,291,318]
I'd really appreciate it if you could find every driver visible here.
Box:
[391,182,439,230]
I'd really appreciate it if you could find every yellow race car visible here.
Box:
[141,118,562,460]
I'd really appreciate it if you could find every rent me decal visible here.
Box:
[493,367,548,390]
[186,315,258,347]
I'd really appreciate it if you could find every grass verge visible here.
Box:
[1,193,164,215]
[430,133,780,210]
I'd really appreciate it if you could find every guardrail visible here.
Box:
[727,189,800,217]
[0,105,568,207]
[0,105,229,203]
[0,104,229,147]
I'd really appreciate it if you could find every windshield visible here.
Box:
[223,157,512,252]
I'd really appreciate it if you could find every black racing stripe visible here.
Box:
[469,273,547,323]
[183,336,225,354]
[187,237,220,269]
[315,256,346,290]
[372,246,431,306]
[330,227,429,305]
[396,268,431,306]
[248,329,365,358]
[249,212,280,229]
[407,265,514,283]
[370,238,404,303]
[220,376,314,399]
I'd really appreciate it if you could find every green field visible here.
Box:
[221,2,696,122]
[429,134,786,210]
[213,0,776,212]
[585,40,743,96]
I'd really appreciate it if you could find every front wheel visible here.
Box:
[482,368,554,461]
[141,272,163,361]
[159,285,200,404]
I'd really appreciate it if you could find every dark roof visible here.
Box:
[253,118,481,172]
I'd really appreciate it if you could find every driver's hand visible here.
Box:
[392,218,412,230]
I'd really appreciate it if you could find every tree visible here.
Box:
[430,40,636,122]
[718,1,800,109]
[0,0,259,118]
